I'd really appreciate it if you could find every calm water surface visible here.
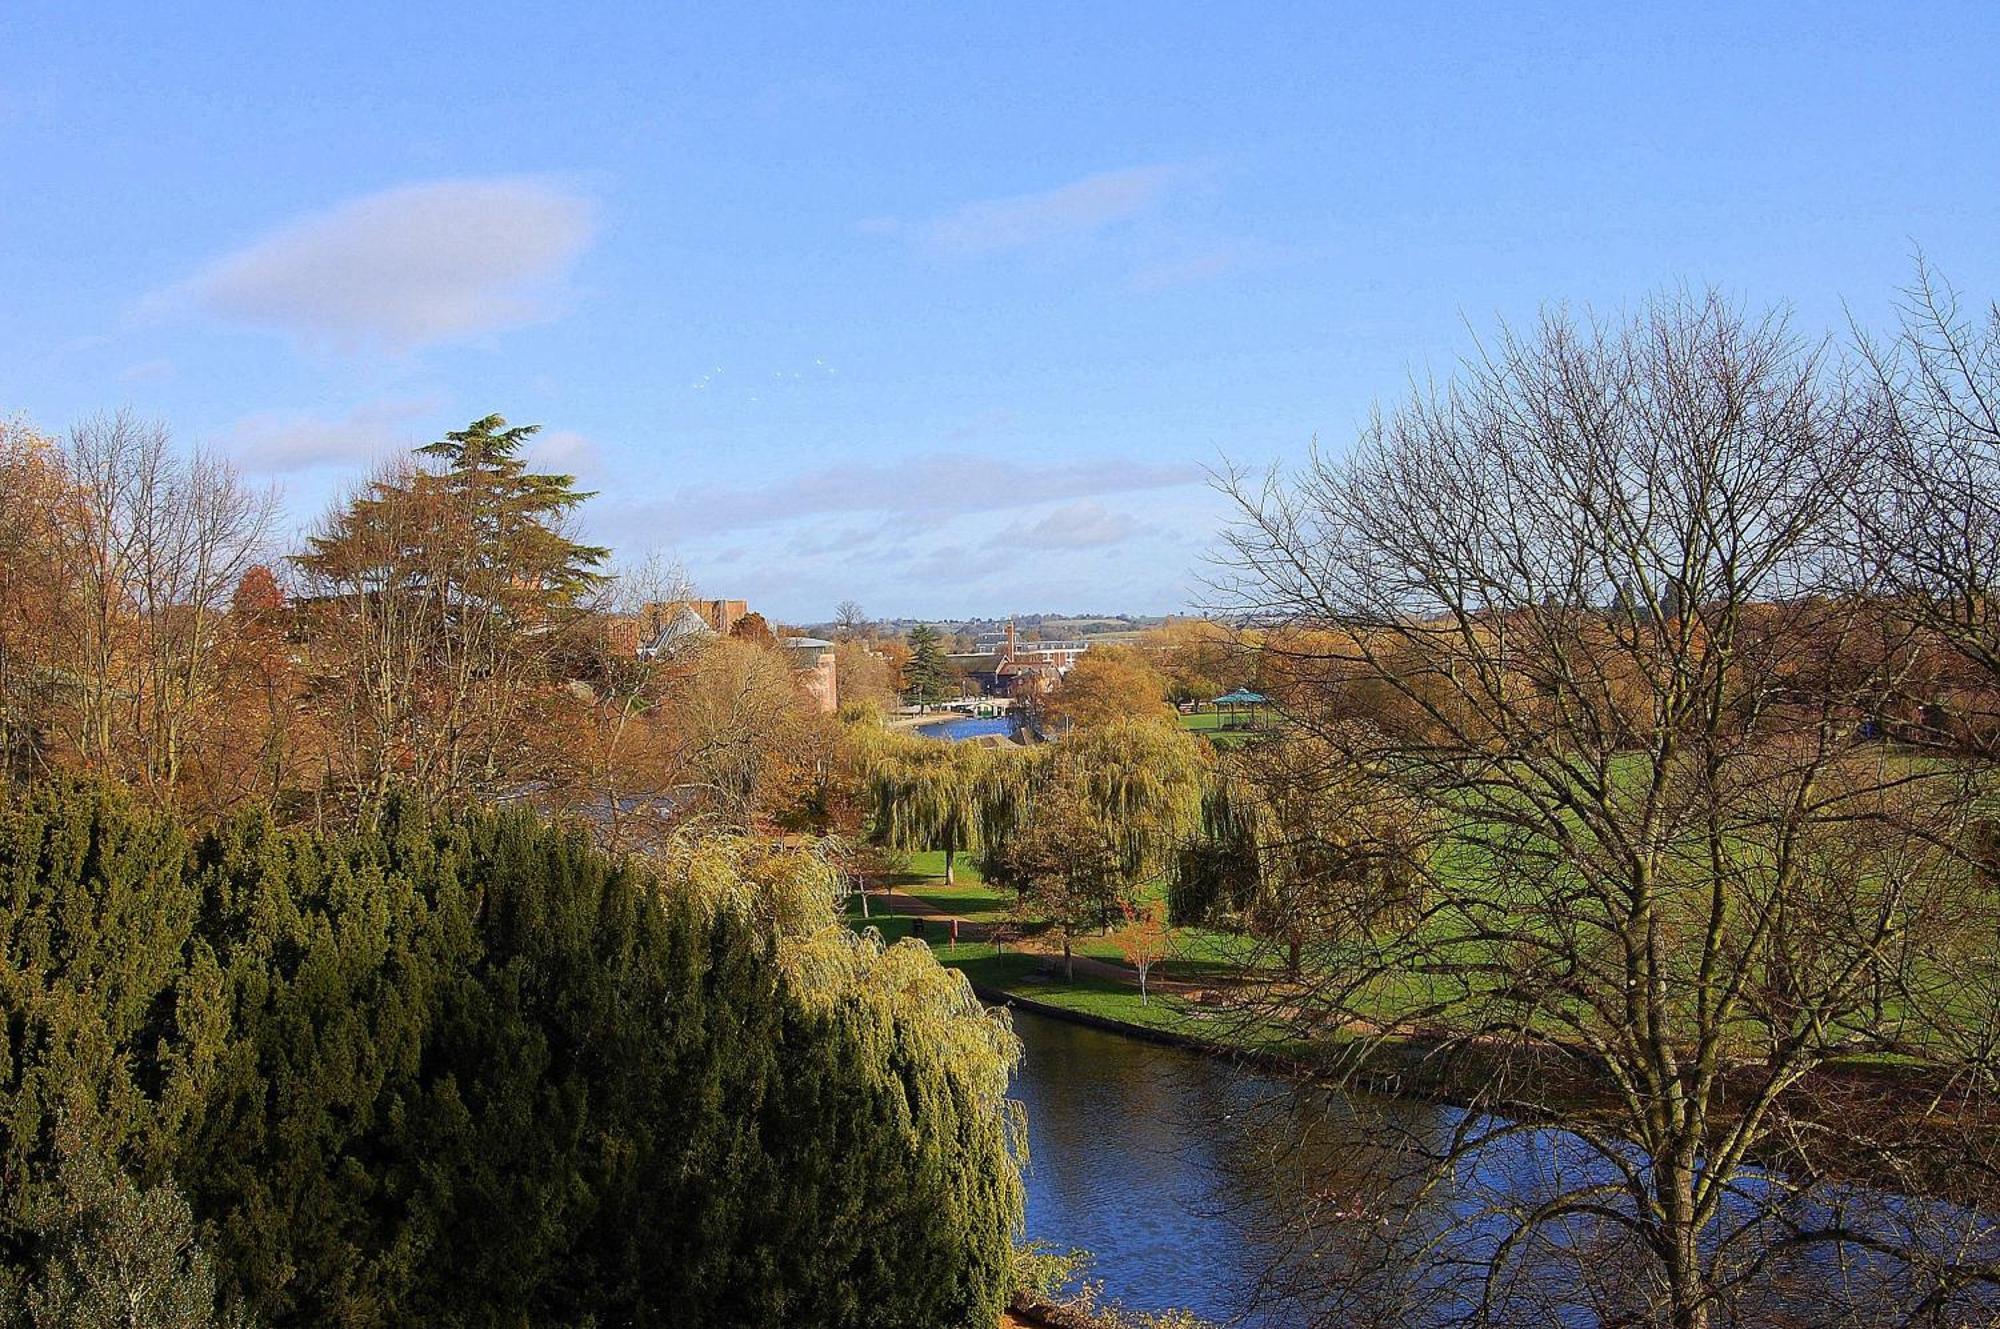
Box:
[915,713,1024,741]
[1006,1006,2000,1327]
[1007,1007,1363,1325]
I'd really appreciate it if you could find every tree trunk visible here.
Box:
[944,846,955,884]
[1063,935,1074,984]
[1666,1242,1711,1329]
[1663,1174,1711,1329]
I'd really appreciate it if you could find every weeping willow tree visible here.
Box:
[862,735,994,882]
[1057,717,1211,882]
[1172,728,1430,976]
[983,719,1210,974]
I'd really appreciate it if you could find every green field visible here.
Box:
[843,911,1299,1050]
[872,850,1014,920]
[1179,709,1269,747]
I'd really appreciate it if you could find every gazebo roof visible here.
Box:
[1212,688,1269,706]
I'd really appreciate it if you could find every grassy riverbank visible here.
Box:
[844,905,1302,1055]
[873,851,1277,980]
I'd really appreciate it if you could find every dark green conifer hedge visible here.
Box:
[1,781,1022,1328]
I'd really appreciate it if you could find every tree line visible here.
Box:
[0,413,874,844]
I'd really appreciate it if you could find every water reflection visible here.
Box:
[1007,1006,1407,1325]
[1007,1008,2000,1327]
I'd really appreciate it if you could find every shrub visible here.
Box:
[1,780,1024,1328]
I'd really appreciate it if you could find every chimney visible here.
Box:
[1005,619,1017,662]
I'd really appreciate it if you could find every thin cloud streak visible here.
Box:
[651,453,1203,537]
[156,177,597,350]
[988,499,1141,550]
[868,164,1193,257]
[225,397,442,474]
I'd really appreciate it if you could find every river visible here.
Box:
[916,713,1026,742]
[1007,1005,1400,1325]
[1005,1005,2000,1327]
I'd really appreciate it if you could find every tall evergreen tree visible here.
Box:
[291,416,612,816]
[411,414,609,616]
[900,624,952,708]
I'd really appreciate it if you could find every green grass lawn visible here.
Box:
[872,850,1015,920]
[1179,709,1271,747]
[845,912,1302,1050]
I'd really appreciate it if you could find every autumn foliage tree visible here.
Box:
[0,421,70,781]
[292,415,607,823]
[1038,645,1172,731]
[0,414,275,810]
[1140,619,1247,704]
[1110,899,1173,1003]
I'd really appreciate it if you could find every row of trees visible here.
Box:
[861,714,1210,978]
[0,780,1024,1328]
[0,413,844,839]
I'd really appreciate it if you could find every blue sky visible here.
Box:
[4,4,1997,622]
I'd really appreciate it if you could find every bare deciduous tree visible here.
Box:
[1852,260,2000,750]
[53,413,274,802]
[1215,293,2000,1327]
[834,599,869,639]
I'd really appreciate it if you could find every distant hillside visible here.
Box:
[805,612,1177,640]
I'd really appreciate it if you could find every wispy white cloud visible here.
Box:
[1126,238,1301,293]
[528,428,598,477]
[157,178,597,350]
[638,452,1202,538]
[117,358,175,384]
[866,164,1194,257]
[224,396,441,474]
[987,500,1141,550]
[1126,245,1249,293]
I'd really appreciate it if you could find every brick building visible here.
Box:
[624,598,838,714]
[950,621,1089,697]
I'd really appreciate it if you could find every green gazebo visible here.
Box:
[1211,687,1271,731]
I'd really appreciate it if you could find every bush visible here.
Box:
[1,780,1024,1328]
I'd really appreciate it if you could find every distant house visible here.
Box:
[952,621,1087,697]
[636,603,723,659]
[628,597,838,713]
